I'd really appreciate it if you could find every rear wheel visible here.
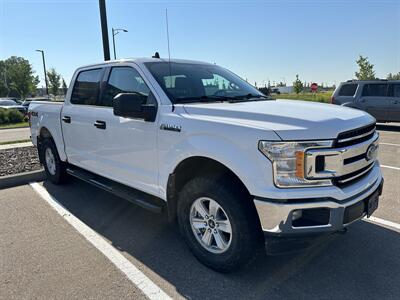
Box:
[177,175,263,272]
[41,139,68,184]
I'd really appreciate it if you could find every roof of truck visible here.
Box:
[77,57,213,70]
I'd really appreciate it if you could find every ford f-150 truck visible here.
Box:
[29,58,383,272]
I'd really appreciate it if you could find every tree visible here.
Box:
[387,72,400,80]
[355,55,375,80]
[293,74,303,94]
[1,56,39,99]
[47,68,61,96]
[0,61,8,97]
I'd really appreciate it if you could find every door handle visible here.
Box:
[392,100,399,104]
[360,98,366,103]
[94,120,106,129]
[62,116,71,123]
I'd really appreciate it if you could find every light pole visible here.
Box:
[112,28,128,60]
[36,49,49,96]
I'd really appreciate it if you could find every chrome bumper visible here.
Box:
[254,168,383,236]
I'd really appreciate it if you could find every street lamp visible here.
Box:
[35,49,49,96]
[112,28,128,60]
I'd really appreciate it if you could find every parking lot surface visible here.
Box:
[0,127,30,143]
[1,123,399,299]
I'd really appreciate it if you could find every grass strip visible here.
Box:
[0,139,31,146]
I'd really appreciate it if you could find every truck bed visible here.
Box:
[28,101,66,161]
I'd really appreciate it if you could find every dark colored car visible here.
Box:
[0,99,27,114]
[22,97,50,109]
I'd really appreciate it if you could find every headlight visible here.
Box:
[258,140,333,188]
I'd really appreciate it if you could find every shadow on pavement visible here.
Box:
[43,179,400,300]
[376,123,400,132]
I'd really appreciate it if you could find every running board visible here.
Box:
[66,166,165,214]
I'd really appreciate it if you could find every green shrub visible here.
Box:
[0,108,24,124]
[7,109,24,123]
[0,109,8,125]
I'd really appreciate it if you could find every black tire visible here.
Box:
[41,138,68,184]
[177,175,263,273]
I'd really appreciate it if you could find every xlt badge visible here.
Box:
[160,123,181,132]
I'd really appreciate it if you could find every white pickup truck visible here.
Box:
[29,58,383,272]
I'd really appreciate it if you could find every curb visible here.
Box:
[0,169,46,190]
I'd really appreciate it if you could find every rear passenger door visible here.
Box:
[387,83,400,122]
[358,83,390,121]
[62,68,105,172]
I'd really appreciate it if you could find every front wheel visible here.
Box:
[177,175,263,272]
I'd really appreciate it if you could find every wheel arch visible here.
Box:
[166,156,254,223]
[37,126,67,162]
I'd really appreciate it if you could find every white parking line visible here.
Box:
[380,142,400,147]
[364,216,400,231]
[381,165,400,171]
[30,182,172,300]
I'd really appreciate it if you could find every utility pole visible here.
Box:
[35,49,49,96]
[99,0,110,61]
[112,27,128,60]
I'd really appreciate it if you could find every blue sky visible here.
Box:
[1,0,399,88]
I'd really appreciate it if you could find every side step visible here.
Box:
[66,166,165,214]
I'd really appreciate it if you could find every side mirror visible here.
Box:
[113,93,157,122]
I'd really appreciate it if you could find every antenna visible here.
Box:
[165,8,171,64]
[165,8,174,111]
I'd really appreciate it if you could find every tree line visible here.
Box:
[0,56,66,99]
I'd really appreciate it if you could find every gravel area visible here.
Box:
[0,146,42,176]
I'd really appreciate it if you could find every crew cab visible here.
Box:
[29,58,383,272]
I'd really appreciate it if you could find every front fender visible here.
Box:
[158,133,275,199]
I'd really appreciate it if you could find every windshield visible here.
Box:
[0,100,17,106]
[145,62,267,104]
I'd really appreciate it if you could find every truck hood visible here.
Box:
[182,99,375,140]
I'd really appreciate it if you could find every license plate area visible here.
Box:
[365,190,379,217]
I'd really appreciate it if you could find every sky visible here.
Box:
[1,0,399,88]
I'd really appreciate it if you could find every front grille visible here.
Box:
[335,123,376,148]
[305,123,378,187]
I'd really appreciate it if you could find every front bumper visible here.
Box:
[254,171,383,236]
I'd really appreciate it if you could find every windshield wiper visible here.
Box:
[175,94,273,104]
[175,95,234,103]
[228,94,272,103]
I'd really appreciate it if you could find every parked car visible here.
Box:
[29,58,383,272]
[331,80,400,122]
[22,97,50,109]
[0,99,27,114]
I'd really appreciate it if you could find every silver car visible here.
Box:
[0,99,27,115]
[331,80,400,122]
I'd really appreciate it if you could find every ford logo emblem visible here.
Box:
[366,144,378,161]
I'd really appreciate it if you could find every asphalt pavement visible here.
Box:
[0,123,399,299]
[0,127,30,143]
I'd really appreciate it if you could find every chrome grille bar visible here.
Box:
[337,162,375,184]
[337,128,375,144]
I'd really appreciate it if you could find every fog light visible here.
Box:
[292,210,303,221]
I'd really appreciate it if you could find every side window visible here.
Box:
[390,84,400,97]
[71,69,103,105]
[362,84,388,97]
[338,84,357,96]
[100,67,150,107]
